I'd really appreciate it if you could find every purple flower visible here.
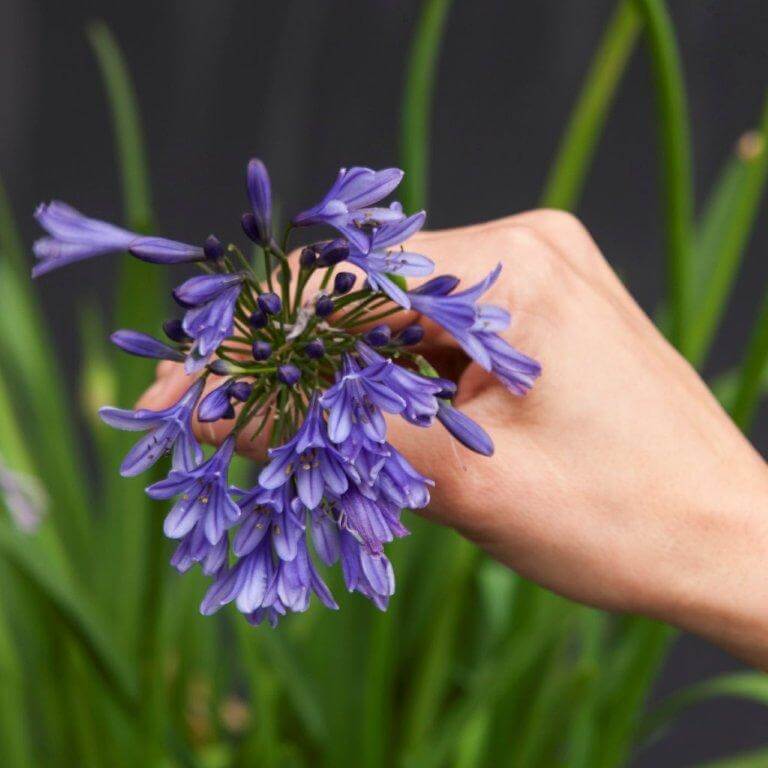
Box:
[436,401,494,456]
[356,343,442,426]
[408,265,541,394]
[175,274,244,373]
[99,379,204,477]
[347,211,434,308]
[147,436,241,545]
[319,355,405,443]
[197,381,237,422]
[292,167,404,251]
[171,523,229,576]
[32,201,204,277]
[246,158,272,244]
[376,446,433,509]
[258,396,349,509]
[110,329,185,362]
[339,530,395,611]
[337,485,408,555]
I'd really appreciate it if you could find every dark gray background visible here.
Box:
[2,0,768,764]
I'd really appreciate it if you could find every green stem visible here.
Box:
[731,289,768,431]
[540,0,641,210]
[635,0,694,356]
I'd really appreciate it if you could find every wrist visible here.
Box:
[646,461,768,668]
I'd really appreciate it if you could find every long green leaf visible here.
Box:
[689,100,768,367]
[399,0,453,212]
[635,0,694,356]
[639,672,768,748]
[0,525,138,717]
[730,288,768,431]
[700,747,768,768]
[540,0,641,210]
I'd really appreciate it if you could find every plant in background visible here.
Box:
[32,162,541,626]
[2,2,768,766]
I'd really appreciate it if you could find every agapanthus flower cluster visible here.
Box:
[32,159,541,626]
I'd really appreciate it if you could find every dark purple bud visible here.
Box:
[246,158,272,243]
[364,324,391,347]
[209,359,237,376]
[110,330,185,362]
[277,364,301,385]
[257,292,281,315]
[222,402,237,420]
[432,378,457,400]
[299,246,318,268]
[241,212,260,243]
[229,381,253,402]
[162,318,190,343]
[410,274,460,297]
[436,401,494,456]
[304,339,325,359]
[252,340,272,361]
[198,382,235,422]
[248,308,267,329]
[203,235,224,261]
[333,271,356,295]
[317,238,349,267]
[396,323,424,346]
[315,295,334,317]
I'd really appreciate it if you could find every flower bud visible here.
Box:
[110,330,185,362]
[396,323,424,346]
[248,308,267,329]
[198,382,235,422]
[277,364,301,385]
[208,359,237,376]
[317,238,349,267]
[410,274,459,297]
[204,235,224,261]
[162,318,188,343]
[257,292,281,315]
[333,272,356,295]
[246,158,272,244]
[252,340,272,361]
[304,339,325,359]
[241,212,260,243]
[299,246,317,268]
[364,324,391,347]
[315,295,334,317]
[229,381,253,402]
[436,401,494,456]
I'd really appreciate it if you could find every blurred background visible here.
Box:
[1,1,768,765]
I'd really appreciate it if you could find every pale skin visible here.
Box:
[139,210,768,669]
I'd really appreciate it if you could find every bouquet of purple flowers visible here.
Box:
[32,160,541,626]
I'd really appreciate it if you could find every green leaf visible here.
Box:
[635,0,694,357]
[0,524,138,717]
[399,0,453,212]
[730,288,768,431]
[688,101,768,367]
[698,747,768,768]
[640,672,768,747]
[540,0,641,210]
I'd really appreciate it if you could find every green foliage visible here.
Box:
[1,3,768,766]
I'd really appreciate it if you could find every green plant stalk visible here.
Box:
[689,94,768,367]
[399,0,453,212]
[540,0,641,209]
[730,289,768,431]
[635,0,695,356]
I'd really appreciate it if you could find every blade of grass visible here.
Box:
[635,0,694,357]
[639,672,768,748]
[399,0,453,212]
[730,287,768,431]
[689,101,768,367]
[0,524,138,717]
[540,0,641,210]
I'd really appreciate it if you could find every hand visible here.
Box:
[139,210,768,668]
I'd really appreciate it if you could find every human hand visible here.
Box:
[139,210,768,667]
